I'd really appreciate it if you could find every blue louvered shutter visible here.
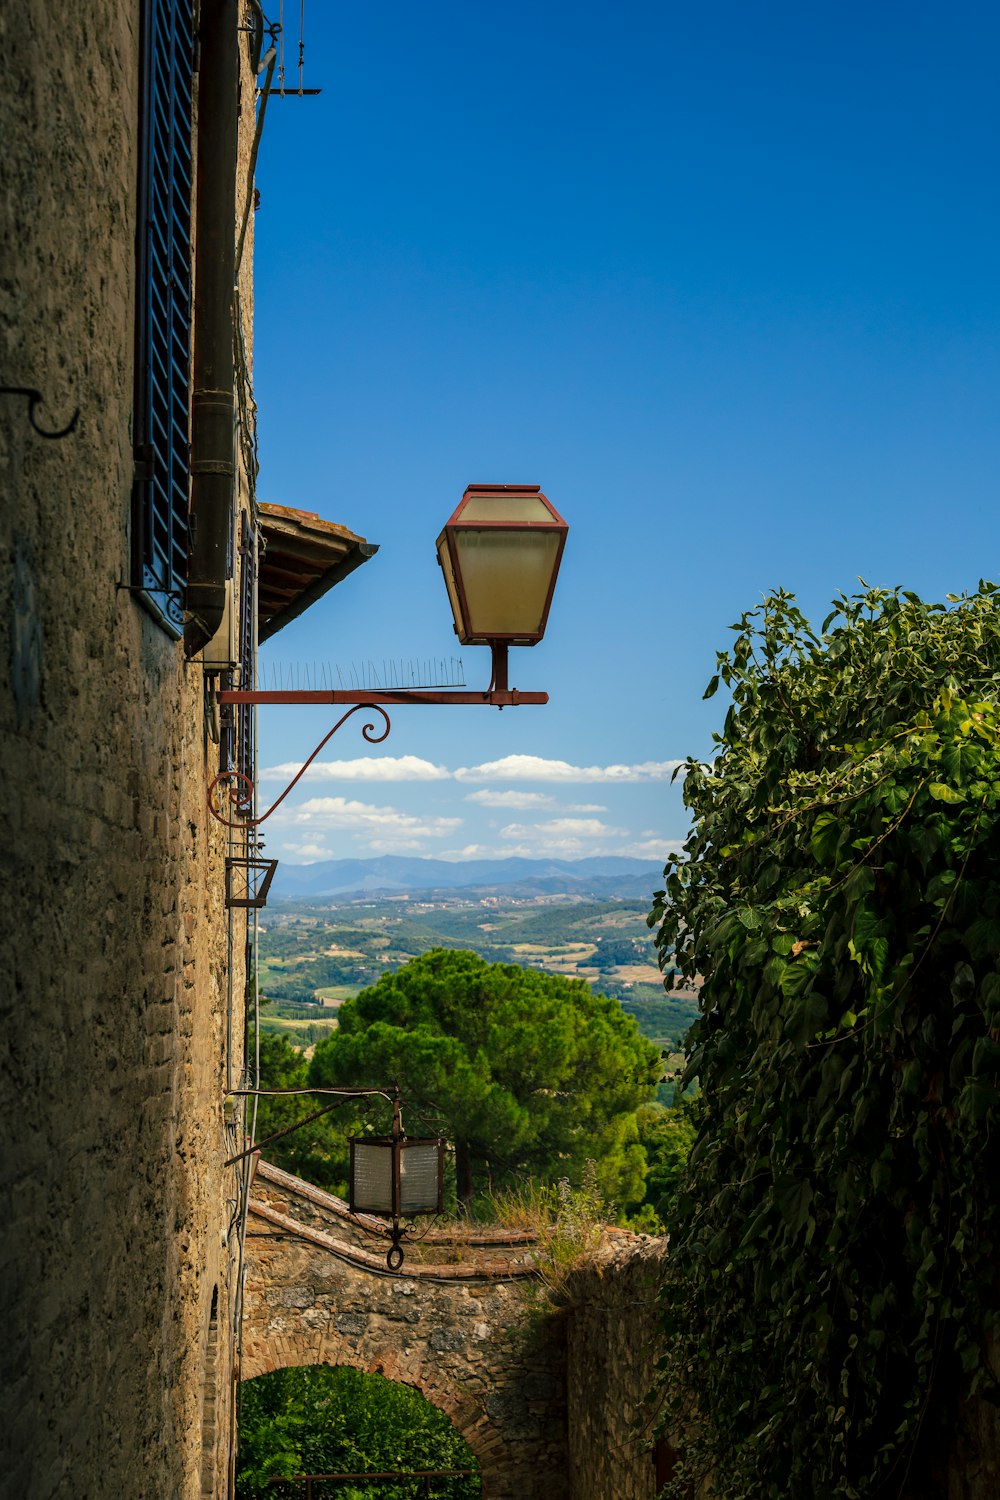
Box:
[132,0,195,636]
[237,513,257,779]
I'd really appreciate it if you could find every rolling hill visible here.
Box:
[270,854,666,902]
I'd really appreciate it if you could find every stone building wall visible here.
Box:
[1,4,258,1495]
[564,1238,669,1500]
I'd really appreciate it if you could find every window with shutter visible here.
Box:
[132,0,196,637]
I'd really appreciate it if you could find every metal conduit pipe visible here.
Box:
[184,0,239,658]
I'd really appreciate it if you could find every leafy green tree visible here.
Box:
[650,584,1000,1499]
[592,935,648,968]
[309,948,660,1206]
[252,1030,351,1193]
[624,1099,700,1228]
[236,1364,479,1499]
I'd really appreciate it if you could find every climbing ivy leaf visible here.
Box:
[811,811,841,867]
[929,782,965,803]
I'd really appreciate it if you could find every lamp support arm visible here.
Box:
[208,666,547,830]
[217,683,545,708]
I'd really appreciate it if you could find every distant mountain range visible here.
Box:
[270,854,667,902]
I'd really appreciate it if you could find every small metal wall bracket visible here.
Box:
[224,855,279,909]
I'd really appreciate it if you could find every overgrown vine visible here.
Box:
[649,583,1000,1499]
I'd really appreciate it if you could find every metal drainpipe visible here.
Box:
[184,0,239,658]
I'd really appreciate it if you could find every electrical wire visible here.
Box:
[234,43,275,280]
[228,18,279,1463]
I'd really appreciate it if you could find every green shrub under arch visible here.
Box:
[236,1364,480,1499]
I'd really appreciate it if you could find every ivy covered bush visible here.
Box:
[650,584,1000,1499]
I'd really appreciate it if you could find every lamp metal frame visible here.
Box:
[436,482,569,649]
[348,1091,445,1270]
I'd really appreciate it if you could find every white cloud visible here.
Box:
[454,754,684,784]
[260,755,450,782]
[498,838,607,858]
[274,794,462,846]
[500,817,628,841]
[284,840,335,863]
[366,835,440,853]
[260,753,683,787]
[465,789,611,812]
[465,789,555,809]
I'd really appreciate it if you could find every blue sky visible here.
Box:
[251,0,1000,865]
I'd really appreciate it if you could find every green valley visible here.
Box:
[255,891,699,1059]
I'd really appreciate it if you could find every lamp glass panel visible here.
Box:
[458,494,553,523]
[351,1141,394,1214]
[399,1141,443,1214]
[453,529,561,641]
[436,535,464,637]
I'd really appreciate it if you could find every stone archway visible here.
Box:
[242,1162,569,1499]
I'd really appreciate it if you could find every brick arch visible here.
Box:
[243,1162,679,1500]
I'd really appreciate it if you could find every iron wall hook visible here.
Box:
[0,386,80,439]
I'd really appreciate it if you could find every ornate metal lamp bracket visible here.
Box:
[207,671,548,830]
[207,701,390,828]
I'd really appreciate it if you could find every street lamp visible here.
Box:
[217,488,567,1259]
[349,1091,444,1270]
[210,482,568,828]
[436,484,568,695]
[225,1084,444,1272]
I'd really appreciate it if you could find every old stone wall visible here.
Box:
[0,5,258,1496]
[564,1237,668,1500]
[242,1165,695,1500]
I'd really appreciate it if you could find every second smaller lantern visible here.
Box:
[349,1091,444,1270]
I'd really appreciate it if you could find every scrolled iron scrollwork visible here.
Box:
[207,702,391,828]
[207,769,255,827]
